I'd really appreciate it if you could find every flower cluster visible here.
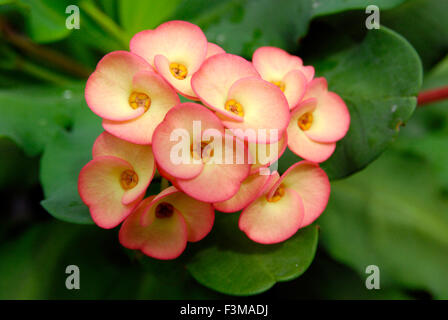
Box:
[79,20,350,260]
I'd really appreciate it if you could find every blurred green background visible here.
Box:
[0,0,447,299]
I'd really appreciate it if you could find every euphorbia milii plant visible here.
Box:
[79,20,350,260]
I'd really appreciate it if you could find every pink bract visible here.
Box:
[119,187,214,259]
[79,132,155,229]
[131,20,208,99]
[239,161,330,244]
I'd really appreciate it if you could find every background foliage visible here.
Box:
[0,0,446,299]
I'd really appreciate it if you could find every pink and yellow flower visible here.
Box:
[119,186,214,260]
[152,102,251,203]
[192,53,290,143]
[85,51,180,145]
[252,46,314,109]
[213,172,271,213]
[130,20,208,99]
[287,78,350,162]
[239,161,330,244]
[78,132,156,228]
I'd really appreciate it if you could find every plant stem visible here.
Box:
[0,21,92,78]
[417,86,448,106]
[19,59,74,85]
[79,0,130,49]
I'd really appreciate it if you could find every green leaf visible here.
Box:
[279,27,422,179]
[392,55,448,188]
[0,221,222,299]
[137,257,224,299]
[119,0,182,36]
[0,137,38,188]
[18,0,73,43]
[312,0,406,17]
[186,213,318,296]
[382,0,448,70]
[274,250,411,299]
[98,0,117,21]
[67,7,127,54]
[40,91,102,224]
[187,0,406,57]
[0,85,85,156]
[318,150,448,299]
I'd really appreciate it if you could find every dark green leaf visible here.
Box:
[0,137,38,188]
[312,0,406,17]
[383,0,448,70]
[19,0,73,43]
[187,0,406,57]
[274,250,411,299]
[118,0,182,36]
[0,84,85,156]
[186,213,318,296]
[394,55,448,188]
[40,90,102,224]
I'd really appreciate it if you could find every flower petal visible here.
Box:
[206,42,225,59]
[118,197,155,249]
[222,77,290,143]
[288,100,336,162]
[146,186,215,242]
[239,188,304,244]
[213,172,271,213]
[85,51,153,121]
[275,161,330,227]
[252,46,314,82]
[282,69,307,108]
[154,54,198,99]
[92,132,155,205]
[119,197,188,260]
[302,77,350,143]
[130,20,207,72]
[152,103,225,180]
[176,134,251,203]
[78,156,142,229]
[191,53,260,121]
[176,162,248,203]
[248,132,288,174]
[102,71,180,145]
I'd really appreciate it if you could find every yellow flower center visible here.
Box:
[271,80,285,92]
[190,140,214,162]
[169,62,188,80]
[120,170,138,190]
[225,99,244,117]
[266,184,285,202]
[298,112,314,131]
[129,92,151,111]
[155,202,174,218]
